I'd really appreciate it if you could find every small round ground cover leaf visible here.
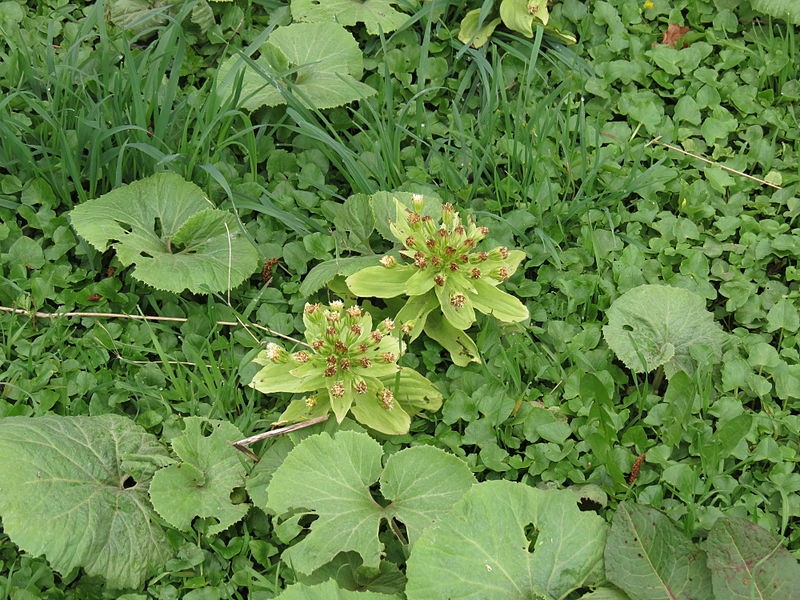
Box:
[291,0,409,35]
[276,579,401,599]
[149,418,248,535]
[265,431,474,575]
[602,284,726,378]
[217,22,376,110]
[704,516,800,600]
[68,172,258,293]
[405,481,607,600]
[605,502,713,600]
[0,415,173,588]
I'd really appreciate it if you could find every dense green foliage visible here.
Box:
[1,0,798,597]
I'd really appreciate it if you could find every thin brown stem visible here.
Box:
[0,305,309,347]
[231,415,330,461]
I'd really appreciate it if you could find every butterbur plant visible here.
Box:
[346,196,529,366]
[249,301,443,435]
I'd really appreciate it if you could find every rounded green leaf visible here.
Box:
[405,481,607,599]
[217,23,376,110]
[69,173,258,293]
[149,418,248,535]
[0,415,173,589]
[291,0,409,35]
[602,284,727,378]
[457,9,502,48]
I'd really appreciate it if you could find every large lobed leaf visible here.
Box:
[605,502,713,600]
[751,0,800,24]
[149,418,249,535]
[69,173,259,293]
[0,415,173,588]
[217,22,375,110]
[405,480,607,599]
[265,431,475,575]
[602,284,726,378]
[291,0,409,35]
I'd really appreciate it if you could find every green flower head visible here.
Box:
[346,196,529,365]
[249,301,442,435]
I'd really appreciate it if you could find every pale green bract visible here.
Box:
[249,301,443,435]
[217,22,375,111]
[265,431,475,575]
[69,173,259,293]
[346,196,529,366]
[405,481,607,599]
[0,415,173,589]
[602,284,727,378]
[291,0,409,35]
[149,418,249,535]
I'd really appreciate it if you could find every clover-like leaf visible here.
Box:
[602,284,726,378]
[405,481,607,599]
[149,417,248,535]
[291,0,409,35]
[605,502,713,600]
[265,431,475,575]
[704,516,800,600]
[0,415,173,589]
[217,22,375,110]
[69,173,259,293]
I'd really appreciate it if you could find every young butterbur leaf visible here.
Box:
[405,481,607,599]
[149,417,249,535]
[69,173,259,293]
[602,284,726,378]
[217,22,376,110]
[276,579,401,599]
[0,415,173,589]
[605,502,713,600]
[704,516,800,600]
[291,0,409,35]
[265,431,475,575]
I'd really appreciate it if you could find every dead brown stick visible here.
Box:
[231,415,330,461]
[648,136,782,190]
[0,305,308,347]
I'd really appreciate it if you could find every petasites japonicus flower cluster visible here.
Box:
[249,301,443,435]
[346,196,529,366]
